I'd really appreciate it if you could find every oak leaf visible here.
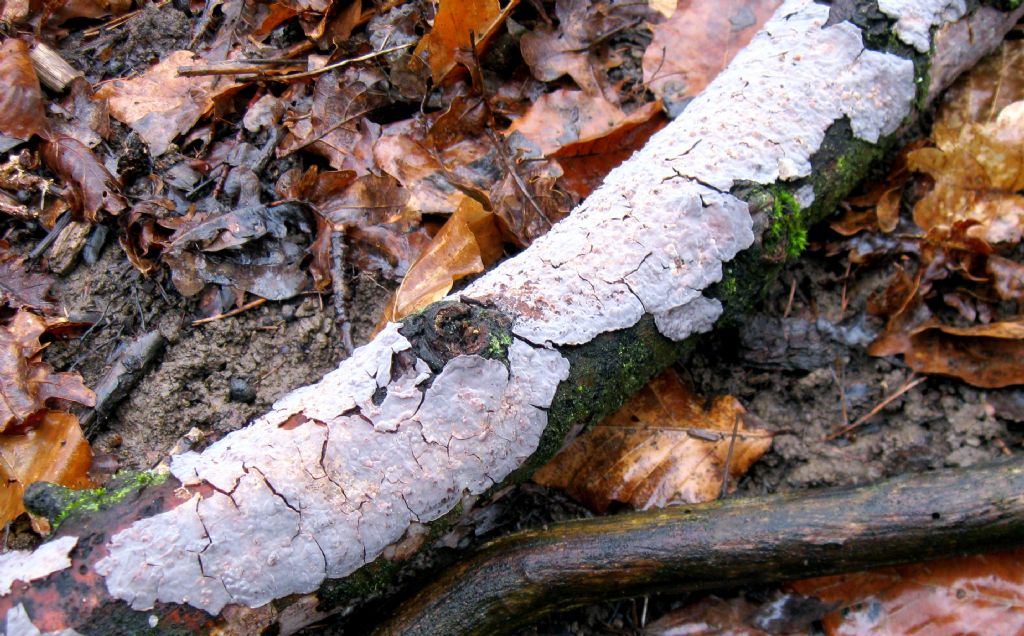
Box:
[412,0,518,83]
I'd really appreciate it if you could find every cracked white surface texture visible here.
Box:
[461,0,916,346]
[94,326,569,613]
[879,0,967,52]
[0,536,76,596]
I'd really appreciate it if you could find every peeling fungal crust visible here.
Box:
[0,536,77,596]
[878,0,967,52]
[32,0,960,618]
[462,0,916,346]
[94,325,570,613]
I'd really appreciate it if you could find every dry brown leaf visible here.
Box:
[551,101,667,198]
[0,311,96,433]
[643,0,781,114]
[507,90,637,156]
[96,51,241,156]
[533,369,772,512]
[377,196,503,326]
[519,0,648,98]
[0,411,93,527]
[278,67,388,172]
[41,135,127,221]
[791,548,1024,636]
[0,39,49,141]
[412,0,518,83]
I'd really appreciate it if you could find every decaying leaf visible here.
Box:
[0,411,93,527]
[520,0,651,98]
[0,243,54,312]
[377,196,503,325]
[278,67,388,172]
[907,40,1024,244]
[871,319,1024,389]
[533,369,772,512]
[643,0,781,114]
[95,51,241,156]
[0,311,96,434]
[0,39,49,142]
[412,0,518,83]
[792,548,1024,636]
[41,135,127,221]
[508,90,640,157]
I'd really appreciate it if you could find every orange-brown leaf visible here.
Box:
[0,311,96,433]
[413,0,518,83]
[533,370,772,512]
[642,0,781,112]
[507,90,629,157]
[95,50,241,156]
[0,411,93,526]
[874,319,1024,389]
[552,101,667,198]
[378,196,502,325]
[0,39,49,141]
[791,548,1024,636]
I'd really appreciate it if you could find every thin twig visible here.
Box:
[267,42,415,82]
[719,413,742,499]
[192,297,267,326]
[783,276,797,318]
[826,375,927,441]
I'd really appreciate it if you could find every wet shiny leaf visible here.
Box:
[0,39,49,141]
[533,370,772,512]
[792,549,1024,636]
[41,135,127,221]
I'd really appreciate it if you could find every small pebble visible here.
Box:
[229,377,256,403]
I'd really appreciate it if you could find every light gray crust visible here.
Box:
[0,536,76,596]
[11,0,991,621]
[95,328,569,613]
[878,0,967,52]
[461,0,916,347]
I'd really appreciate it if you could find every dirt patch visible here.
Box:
[41,242,392,473]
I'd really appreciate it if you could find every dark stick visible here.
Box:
[378,456,1024,636]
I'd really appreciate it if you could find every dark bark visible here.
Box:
[380,456,1024,636]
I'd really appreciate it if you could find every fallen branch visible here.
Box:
[379,456,1024,636]
[2,1,1023,634]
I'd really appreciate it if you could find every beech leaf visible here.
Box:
[41,135,127,221]
[533,370,773,512]
[412,0,518,83]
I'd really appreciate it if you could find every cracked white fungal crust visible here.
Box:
[5,604,84,636]
[878,0,967,52]
[0,536,76,596]
[93,324,570,613]
[461,0,917,346]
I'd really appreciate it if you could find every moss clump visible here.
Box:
[766,187,807,259]
[23,470,167,531]
[483,331,513,359]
